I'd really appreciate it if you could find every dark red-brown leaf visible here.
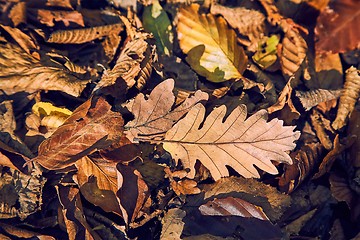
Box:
[315,0,360,53]
[32,97,124,170]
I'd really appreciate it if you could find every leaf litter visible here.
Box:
[0,0,359,239]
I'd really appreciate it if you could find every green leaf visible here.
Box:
[142,0,173,56]
[252,35,280,69]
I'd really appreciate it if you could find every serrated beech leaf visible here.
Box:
[33,97,124,170]
[163,104,300,180]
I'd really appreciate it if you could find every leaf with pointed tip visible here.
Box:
[33,97,124,170]
[177,4,248,84]
[163,104,300,180]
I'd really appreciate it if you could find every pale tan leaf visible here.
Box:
[125,79,208,142]
[46,23,123,44]
[295,89,341,111]
[332,66,360,130]
[177,4,249,84]
[163,103,300,180]
[210,4,266,51]
[0,43,90,97]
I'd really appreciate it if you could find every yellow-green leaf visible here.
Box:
[177,4,248,83]
[252,35,280,69]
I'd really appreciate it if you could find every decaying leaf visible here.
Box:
[161,208,186,240]
[0,43,90,97]
[348,108,360,167]
[315,0,360,53]
[210,4,266,51]
[314,52,343,89]
[199,197,269,220]
[33,9,85,27]
[332,66,360,130]
[0,163,46,220]
[142,0,173,56]
[177,4,248,84]
[125,79,208,142]
[310,109,334,150]
[164,167,200,196]
[279,143,324,193]
[0,223,55,239]
[163,103,300,180]
[94,17,155,95]
[46,22,123,44]
[33,97,124,170]
[295,89,341,111]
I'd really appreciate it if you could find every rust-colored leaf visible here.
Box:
[32,9,84,27]
[125,79,208,142]
[315,0,360,53]
[75,156,122,216]
[46,22,123,44]
[33,97,124,170]
[199,197,269,220]
[163,103,300,180]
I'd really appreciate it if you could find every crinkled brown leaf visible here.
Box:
[46,22,123,44]
[210,4,266,51]
[75,156,122,216]
[199,197,269,220]
[30,9,84,27]
[125,79,208,142]
[348,109,360,167]
[310,109,334,150]
[164,167,200,196]
[279,143,324,193]
[0,43,90,97]
[33,97,124,170]
[163,103,300,180]
[295,89,341,111]
[315,0,360,53]
[177,4,249,84]
[332,66,360,130]
[94,17,155,95]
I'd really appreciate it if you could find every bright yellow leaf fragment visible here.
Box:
[177,4,248,83]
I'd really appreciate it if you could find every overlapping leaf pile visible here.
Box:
[0,0,359,239]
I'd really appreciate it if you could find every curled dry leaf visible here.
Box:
[33,97,124,170]
[163,103,300,180]
[125,79,208,142]
[94,17,155,95]
[177,4,249,84]
[280,24,308,77]
[47,22,123,44]
[0,43,90,97]
[295,89,341,111]
[278,143,324,193]
[199,197,269,220]
[310,109,334,150]
[164,167,200,196]
[315,0,360,53]
[210,4,266,51]
[332,66,360,130]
